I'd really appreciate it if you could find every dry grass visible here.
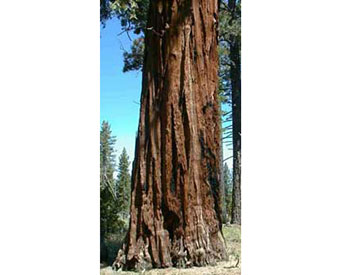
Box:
[101,224,241,275]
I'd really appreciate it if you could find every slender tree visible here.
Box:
[100,121,120,262]
[219,0,241,225]
[114,0,227,270]
[116,148,131,219]
[228,0,241,225]
[100,121,118,235]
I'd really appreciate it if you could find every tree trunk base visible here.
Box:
[113,230,228,271]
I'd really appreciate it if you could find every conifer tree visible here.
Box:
[116,147,131,219]
[220,0,241,225]
[100,121,119,236]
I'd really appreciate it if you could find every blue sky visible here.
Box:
[100,18,141,166]
[101,18,233,170]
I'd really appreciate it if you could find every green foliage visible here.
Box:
[219,1,241,45]
[115,0,149,34]
[220,0,241,155]
[100,0,112,26]
[219,0,241,105]
[100,121,121,236]
[100,121,116,190]
[100,121,129,264]
[115,148,131,218]
[100,0,149,33]
[123,37,145,72]
[100,0,148,73]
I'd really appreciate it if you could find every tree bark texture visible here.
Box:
[115,0,227,270]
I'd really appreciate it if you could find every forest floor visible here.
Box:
[101,224,241,275]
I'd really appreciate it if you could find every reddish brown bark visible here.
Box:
[114,0,227,270]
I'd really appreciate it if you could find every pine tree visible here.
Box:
[220,0,241,225]
[116,148,131,219]
[100,121,119,236]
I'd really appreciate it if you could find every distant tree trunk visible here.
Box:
[220,130,227,224]
[229,0,241,225]
[115,0,227,270]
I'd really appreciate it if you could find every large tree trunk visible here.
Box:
[114,0,227,270]
[229,0,241,225]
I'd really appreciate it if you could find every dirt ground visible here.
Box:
[101,224,241,275]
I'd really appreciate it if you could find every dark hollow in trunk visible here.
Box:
[115,0,227,270]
